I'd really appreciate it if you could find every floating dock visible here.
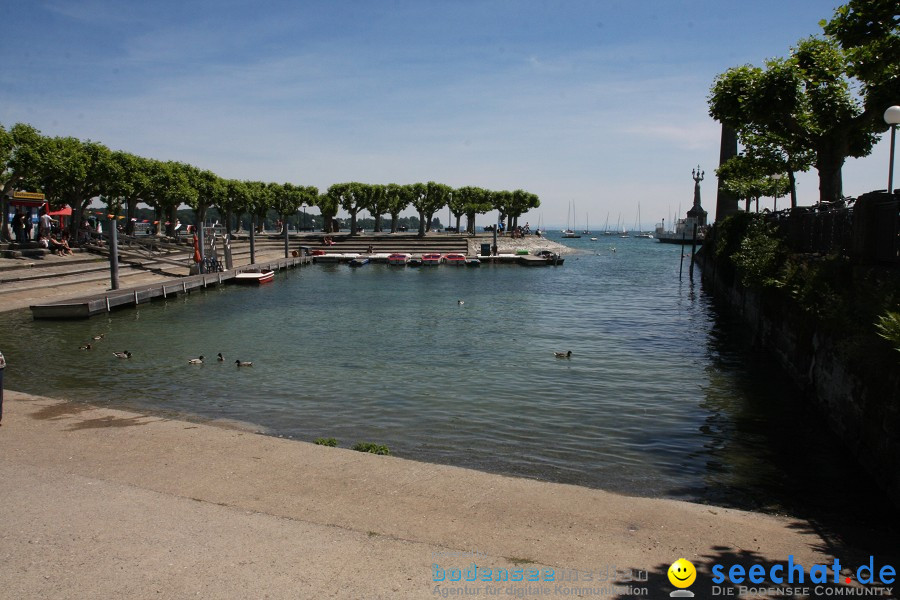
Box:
[30,256,308,320]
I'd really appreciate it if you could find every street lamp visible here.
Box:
[886,105,900,195]
[772,173,783,212]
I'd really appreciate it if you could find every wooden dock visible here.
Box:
[30,256,309,320]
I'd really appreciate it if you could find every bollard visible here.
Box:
[0,350,6,425]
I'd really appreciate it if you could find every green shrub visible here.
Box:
[314,437,338,447]
[731,217,784,289]
[352,442,391,455]
[875,311,900,353]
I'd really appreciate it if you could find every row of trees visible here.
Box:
[708,0,899,207]
[0,124,540,242]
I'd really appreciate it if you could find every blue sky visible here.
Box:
[1,0,893,229]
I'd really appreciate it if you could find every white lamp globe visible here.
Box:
[885,106,900,125]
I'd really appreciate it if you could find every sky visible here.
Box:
[1,0,895,229]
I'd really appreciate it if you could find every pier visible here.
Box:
[30,256,308,320]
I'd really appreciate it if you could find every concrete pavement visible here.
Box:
[0,391,869,600]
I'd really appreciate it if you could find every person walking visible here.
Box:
[39,207,55,238]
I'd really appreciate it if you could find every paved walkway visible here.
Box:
[0,391,868,600]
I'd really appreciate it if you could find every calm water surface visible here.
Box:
[0,233,875,519]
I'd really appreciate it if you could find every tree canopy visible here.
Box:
[709,1,899,204]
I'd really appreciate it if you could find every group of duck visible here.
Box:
[78,335,251,366]
[190,353,253,367]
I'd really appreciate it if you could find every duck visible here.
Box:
[554,350,572,359]
[79,344,92,350]
[92,334,105,340]
[216,353,224,362]
[188,356,204,365]
[234,360,253,367]
[113,351,132,359]
[458,300,465,305]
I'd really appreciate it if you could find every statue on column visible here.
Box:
[688,165,708,227]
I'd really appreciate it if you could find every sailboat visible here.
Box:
[582,213,591,235]
[602,212,613,236]
[632,203,653,238]
[562,201,581,238]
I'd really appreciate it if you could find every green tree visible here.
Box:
[37,136,114,234]
[453,186,492,234]
[218,179,250,236]
[1,123,44,241]
[384,184,410,233]
[330,182,369,235]
[491,190,513,230]
[422,182,450,233]
[244,181,273,233]
[316,190,339,233]
[822,0,899,111]
[709,36,882,203]
[362,184,389,232]
[145,161,197,236]
[717,155,791,213]
[109,151,153,234]
[271,182,305,234]
[406,183,429,236]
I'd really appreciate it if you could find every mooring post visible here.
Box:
[689,223,698,281]
[679,230,686,280]
[109,216,120,290]
[283,223,289,259]
[250,216,257,265]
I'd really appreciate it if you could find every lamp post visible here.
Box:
[885,106,900,195]
[772,173,783,212]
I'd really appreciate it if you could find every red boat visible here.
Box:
[444,253,467,266]
[422,253,442,266]
[387,253,410,265]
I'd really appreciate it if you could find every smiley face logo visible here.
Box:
[668,558,696,588]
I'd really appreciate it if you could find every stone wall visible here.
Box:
[697,251,900,507]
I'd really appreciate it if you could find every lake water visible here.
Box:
[0,232,881,520]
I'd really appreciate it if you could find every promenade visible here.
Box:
[1,392,846,600]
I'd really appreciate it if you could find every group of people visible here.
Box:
[9,206,77,256]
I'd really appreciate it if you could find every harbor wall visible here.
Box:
[696,250,900,507]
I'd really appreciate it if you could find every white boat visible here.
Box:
[234,269,275,284]
[631,203,652,238]
[562,201,581,238]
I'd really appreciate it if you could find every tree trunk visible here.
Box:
[153,207,163,235]
[390,213,399,233]
[225,209,233,236]
[455,214,461,232]
[417,210,426,237]
[789,171,798,209]
[166,205,177,237]
[350,208,358,235]
[374,214,383,232]
[815,145,845,203]
[0,196,9,242]
[125,197,138,235]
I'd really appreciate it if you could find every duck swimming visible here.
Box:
[92,334,105,340]
[79,344,92,350]
[554,351,572,359]
[188,356,204,365]
[234,360,253,367]
[217,353,224,362]
[113,351,132,359]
